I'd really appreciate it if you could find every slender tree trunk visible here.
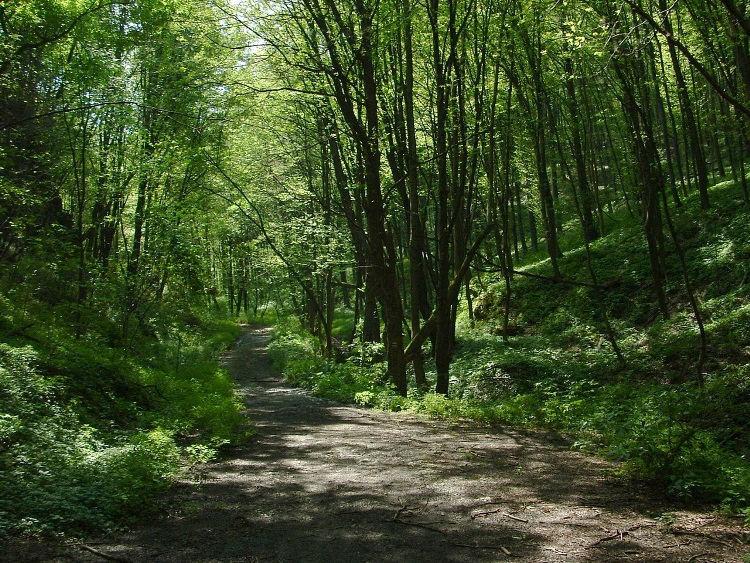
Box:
[651,45,682,207]
[429,0,453,395]
[516,181,527,253]
[659,0,710,210]
[402,0,428,387]
[529,209,538,251]
[564,57,599,243]
[355,0,407,394]
[614,57,669,319]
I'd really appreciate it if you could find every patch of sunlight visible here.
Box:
[698,235,735,268]
[517,255,551,271]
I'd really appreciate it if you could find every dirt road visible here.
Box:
[11,325,748,562]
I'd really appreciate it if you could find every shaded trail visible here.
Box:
[14,325,748,562]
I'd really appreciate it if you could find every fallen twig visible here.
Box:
[503,512,529,523]
[472,500,504,508]
[76,544,132,563]
[391,513,512,554]
[452,542,512,555]
[542,521,594,528]
[587,530,626,547]
[664,541,692,549]
[458,448,486,457]
[393,504,424,520]
[672,527,742,549]
[627,522,656,531]
[471,507,503,519]
[390,517,445,534]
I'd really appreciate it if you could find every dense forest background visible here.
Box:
[1,0,749,537]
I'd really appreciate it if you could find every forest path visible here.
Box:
[32,325,748,562]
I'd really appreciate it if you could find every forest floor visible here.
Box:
[8,325,749,562]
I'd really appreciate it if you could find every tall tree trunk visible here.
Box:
[401,0,428,387]
[429,0,453,395]
[329,122,381,345]
[614,56,669,319]
[355,0,407,394]
[659,0,710,209]
[564,57,599,243]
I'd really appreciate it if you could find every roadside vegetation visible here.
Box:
[268,179,750,520]
[0,299,246,537]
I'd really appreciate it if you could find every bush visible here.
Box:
[268,320,392,404]
[135,362,244,443]
[0,346,182,535]
[0,312,246,537]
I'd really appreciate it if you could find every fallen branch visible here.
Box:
[471,507,503,520]
[75,544,132,563]
[511,269,620,290]
[503,512,529,523]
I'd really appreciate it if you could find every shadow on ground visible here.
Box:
[7,326,748,562]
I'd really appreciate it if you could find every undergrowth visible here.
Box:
[268,179,750,518]
[0,303,245,537]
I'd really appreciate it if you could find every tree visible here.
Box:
[500,0,563,278]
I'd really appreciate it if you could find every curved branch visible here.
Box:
[405,222,496,360]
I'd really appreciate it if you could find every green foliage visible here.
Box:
[267,319,320,371]
[0,307,245,537]
[354,389,409,411]
[0,345,175,535]
[269,319,390,403]
[562,379,750,507]
[283,354,388,404]
[136,362,243,443]
[253,180,740,517]
[256,181,750,518]
[457,180,750,513]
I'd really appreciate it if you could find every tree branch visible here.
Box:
[621,0,750,119]
[405,222,496,360]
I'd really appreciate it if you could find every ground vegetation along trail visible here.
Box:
[29,326,748,562]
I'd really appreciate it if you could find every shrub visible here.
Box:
[0,346,183,535]
[0,313,246,537]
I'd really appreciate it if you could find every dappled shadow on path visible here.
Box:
[23,325,747,563]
